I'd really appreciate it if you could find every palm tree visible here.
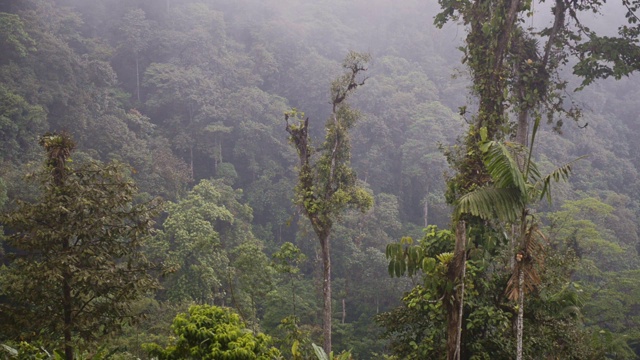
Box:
[454,122,580,360]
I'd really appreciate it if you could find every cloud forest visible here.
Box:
[1,0,640,359]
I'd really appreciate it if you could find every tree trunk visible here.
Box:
[135,53,140,103]
[189,145,194,180]
[342,298,346,324]
[446,221,466,360]
[185,102,195,180]
[321,233,332,355]
[516,268,524,360]
[510,224,517,270]
[516,109,529,148]
[291,275,297,320]
[63,240,73,360]
[423,193,429,228]
[515,96,528,360]
[456,248,466,360]
[51,141,74,360]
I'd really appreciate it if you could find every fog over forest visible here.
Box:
[1,0,640,359]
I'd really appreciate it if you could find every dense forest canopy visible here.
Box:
[0,0,640,359]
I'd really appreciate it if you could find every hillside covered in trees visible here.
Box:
[1,0,640,359]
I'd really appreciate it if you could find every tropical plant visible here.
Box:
[453,123,579,360]
[144,305,281,360]
[311,343,353,360]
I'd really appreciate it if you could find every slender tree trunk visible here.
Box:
[516,268,525,360]
[63,254,73,360]
[251,296,257,335]
[291,275,296,320]
[342,298,346,324]
[228,271,248,324]
[188,105,195,179]
[342,276,348,324]
[189,145,194,179]
[510,224,517,270]
[423,193,429,228]
[456,250,466,360]
[49,137,74,360]
[135,53,140,103]
[219,139,222,164]
[446,221,467,360]
[320,234,332,354]
[60,187,73,360]
[516,109,529,148]
[515,98,528,360]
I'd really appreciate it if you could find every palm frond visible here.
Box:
[535,156,586,203]
[526,158,541,184]
[483,141,527,195]
[506,222,547,301]
[455,187,524,222]
[524,112,542,179]
[506,263,541,301]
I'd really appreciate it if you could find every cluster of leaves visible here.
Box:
[144,305,281,359]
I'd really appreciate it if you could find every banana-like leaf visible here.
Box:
[312,343,329,360]
[483,141,527,195]
[455,140,528,222]
[455,187,524,222]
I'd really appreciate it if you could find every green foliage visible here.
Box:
[0,341,125,360]
[230,240,275,326]
[455,135,579,223]
[574,32,640,89]
[144,305,281,360]
[274,316,316,360]
[0,177,7,210]
[311,343,352,360]
[117,9,150,56]
[272,242,307,276]
[544,197,640,352]
[0,84,47,163]
[285,51,373,353]
[0,137,161,352]
[99,299,185,360]
[1,342,62,360]
[379,226,456,359]
[286,52,374,230]
[380,223,612,359]
[152,179,253,303]
[0,13,36,58]
[262,281,320,339]
[385,226,455,278]
[2,0,640,358]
